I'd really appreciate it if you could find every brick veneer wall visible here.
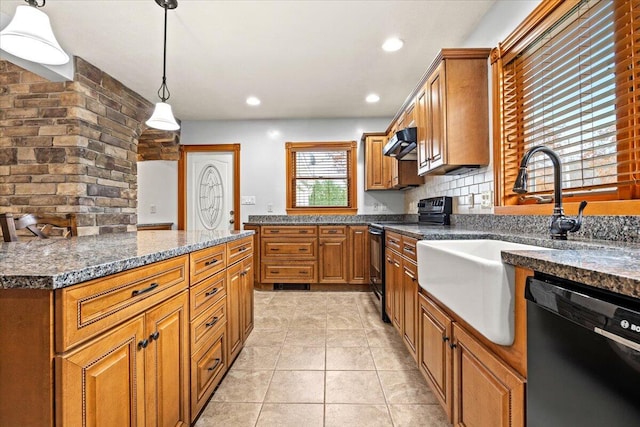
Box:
[0,57,177,235]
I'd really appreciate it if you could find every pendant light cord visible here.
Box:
[158,4,171,102]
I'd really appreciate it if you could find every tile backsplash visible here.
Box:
[405,165,494,214]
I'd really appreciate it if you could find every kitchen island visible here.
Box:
[0,229,254,426]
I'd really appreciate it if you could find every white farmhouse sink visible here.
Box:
[417,240,553,346]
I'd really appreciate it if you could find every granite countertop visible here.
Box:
[380,223,640,299]
[0,230,253,290]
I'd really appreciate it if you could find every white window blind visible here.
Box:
[292,150,349,207]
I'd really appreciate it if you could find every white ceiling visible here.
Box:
[0,0,496,121]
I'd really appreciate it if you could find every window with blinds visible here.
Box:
[495,0,640,207]
[285,141,357,214]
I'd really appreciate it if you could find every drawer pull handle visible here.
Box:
[205,287,219,297]
[138,339,149,350]
[298,248,306,251]
[271,248,280,251]
[149,331,160,341]
[299,230,308,234]
[206,317,220,328]
[272,271,280,274]
[270,230,280,233]
[299,271,306,274]
[207,358,222,371]
[238,246,247,252]
[204,259,218,266]
[132,282,158,297]
[328,230,338,234]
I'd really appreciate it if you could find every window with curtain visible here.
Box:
[494,0,640,211]
[285,141,357,214]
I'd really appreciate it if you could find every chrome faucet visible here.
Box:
[513,146,587,240]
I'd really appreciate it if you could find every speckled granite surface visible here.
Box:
[244,215,640,299]
[380,223,640,299]
[0,230,253,290]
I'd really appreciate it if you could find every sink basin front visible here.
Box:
[417,239,553,346]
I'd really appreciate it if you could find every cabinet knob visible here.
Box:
[149,331,160,341]
[138,339,149,350]
[443,336,449,342]
[449,342,457,350]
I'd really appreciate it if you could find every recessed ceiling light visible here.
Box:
[366,93,380,103]
[246,96,261,106]
[382,37,404,52]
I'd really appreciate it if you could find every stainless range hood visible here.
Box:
[383,127,417,160]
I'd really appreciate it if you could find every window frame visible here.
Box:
[285,141,358,215]
[491,0,640,216]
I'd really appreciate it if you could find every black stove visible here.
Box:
[368,197,452,322]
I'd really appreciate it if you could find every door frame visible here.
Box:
[178,144,241,231]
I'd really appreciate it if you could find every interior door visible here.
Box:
[178,145,240,231]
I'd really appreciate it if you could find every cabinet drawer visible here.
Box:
[261,238,316,259]
[319,225,347,236]
[190,244,226,285]
[56,255,189,352]
[261,226,317,236]
[191,326,226,421]
[261,262,317,283]
[227,236,252,265]
[401,235,418,262]
[191,296,226,352]
[386,231,402,252]
[190,270,226,320]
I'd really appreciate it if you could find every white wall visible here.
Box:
[404,0,541,214]
[139,118,405,227]
[137,160,179,227]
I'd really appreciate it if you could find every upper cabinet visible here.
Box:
[364,133,392,190]
[415,49,491,175]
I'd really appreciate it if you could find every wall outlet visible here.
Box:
[150,204,157,214]
[373,202,379,211]
[241,196,256,205]
[481,191,493,209]
[267,203,273,213]
[381,204,388,212]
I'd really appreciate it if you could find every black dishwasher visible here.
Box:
[526,275,640,426]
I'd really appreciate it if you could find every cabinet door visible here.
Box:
[145,291,190,427]
[365,135,392,190]
[416,89,429,174]
[56,316,146,427]
[427,63,445,171]
[348,226,369,284]
[226,262,243,362]
[319,237,348,283]
[402,259,418,361]
[391,251,403,334]
[384,248,394,321]
[241,256,254,341]
[419,293,453,422]
[452,324,525,427]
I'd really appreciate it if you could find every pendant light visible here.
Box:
[146,0,180,131]
[0,0,69,65]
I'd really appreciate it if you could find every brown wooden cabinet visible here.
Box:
[226,237,253,363]
[255,225,370,288]
[417,267,532,426]
[348,225,369,284]
[319,226,348,283]
[364,133,392,190]
[452,324,525,427]
[57,290,190,427]
[415,48,491,175]
[385,231,418,361]
[419,291,453,422]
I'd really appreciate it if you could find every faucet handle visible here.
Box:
[569,200,588,232]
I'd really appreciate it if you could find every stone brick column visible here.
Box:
[0,57,178,235]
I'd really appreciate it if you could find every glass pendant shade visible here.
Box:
[146,102,180,131]
[0,5,69,65]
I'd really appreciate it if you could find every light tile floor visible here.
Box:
[194,290,450,427]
